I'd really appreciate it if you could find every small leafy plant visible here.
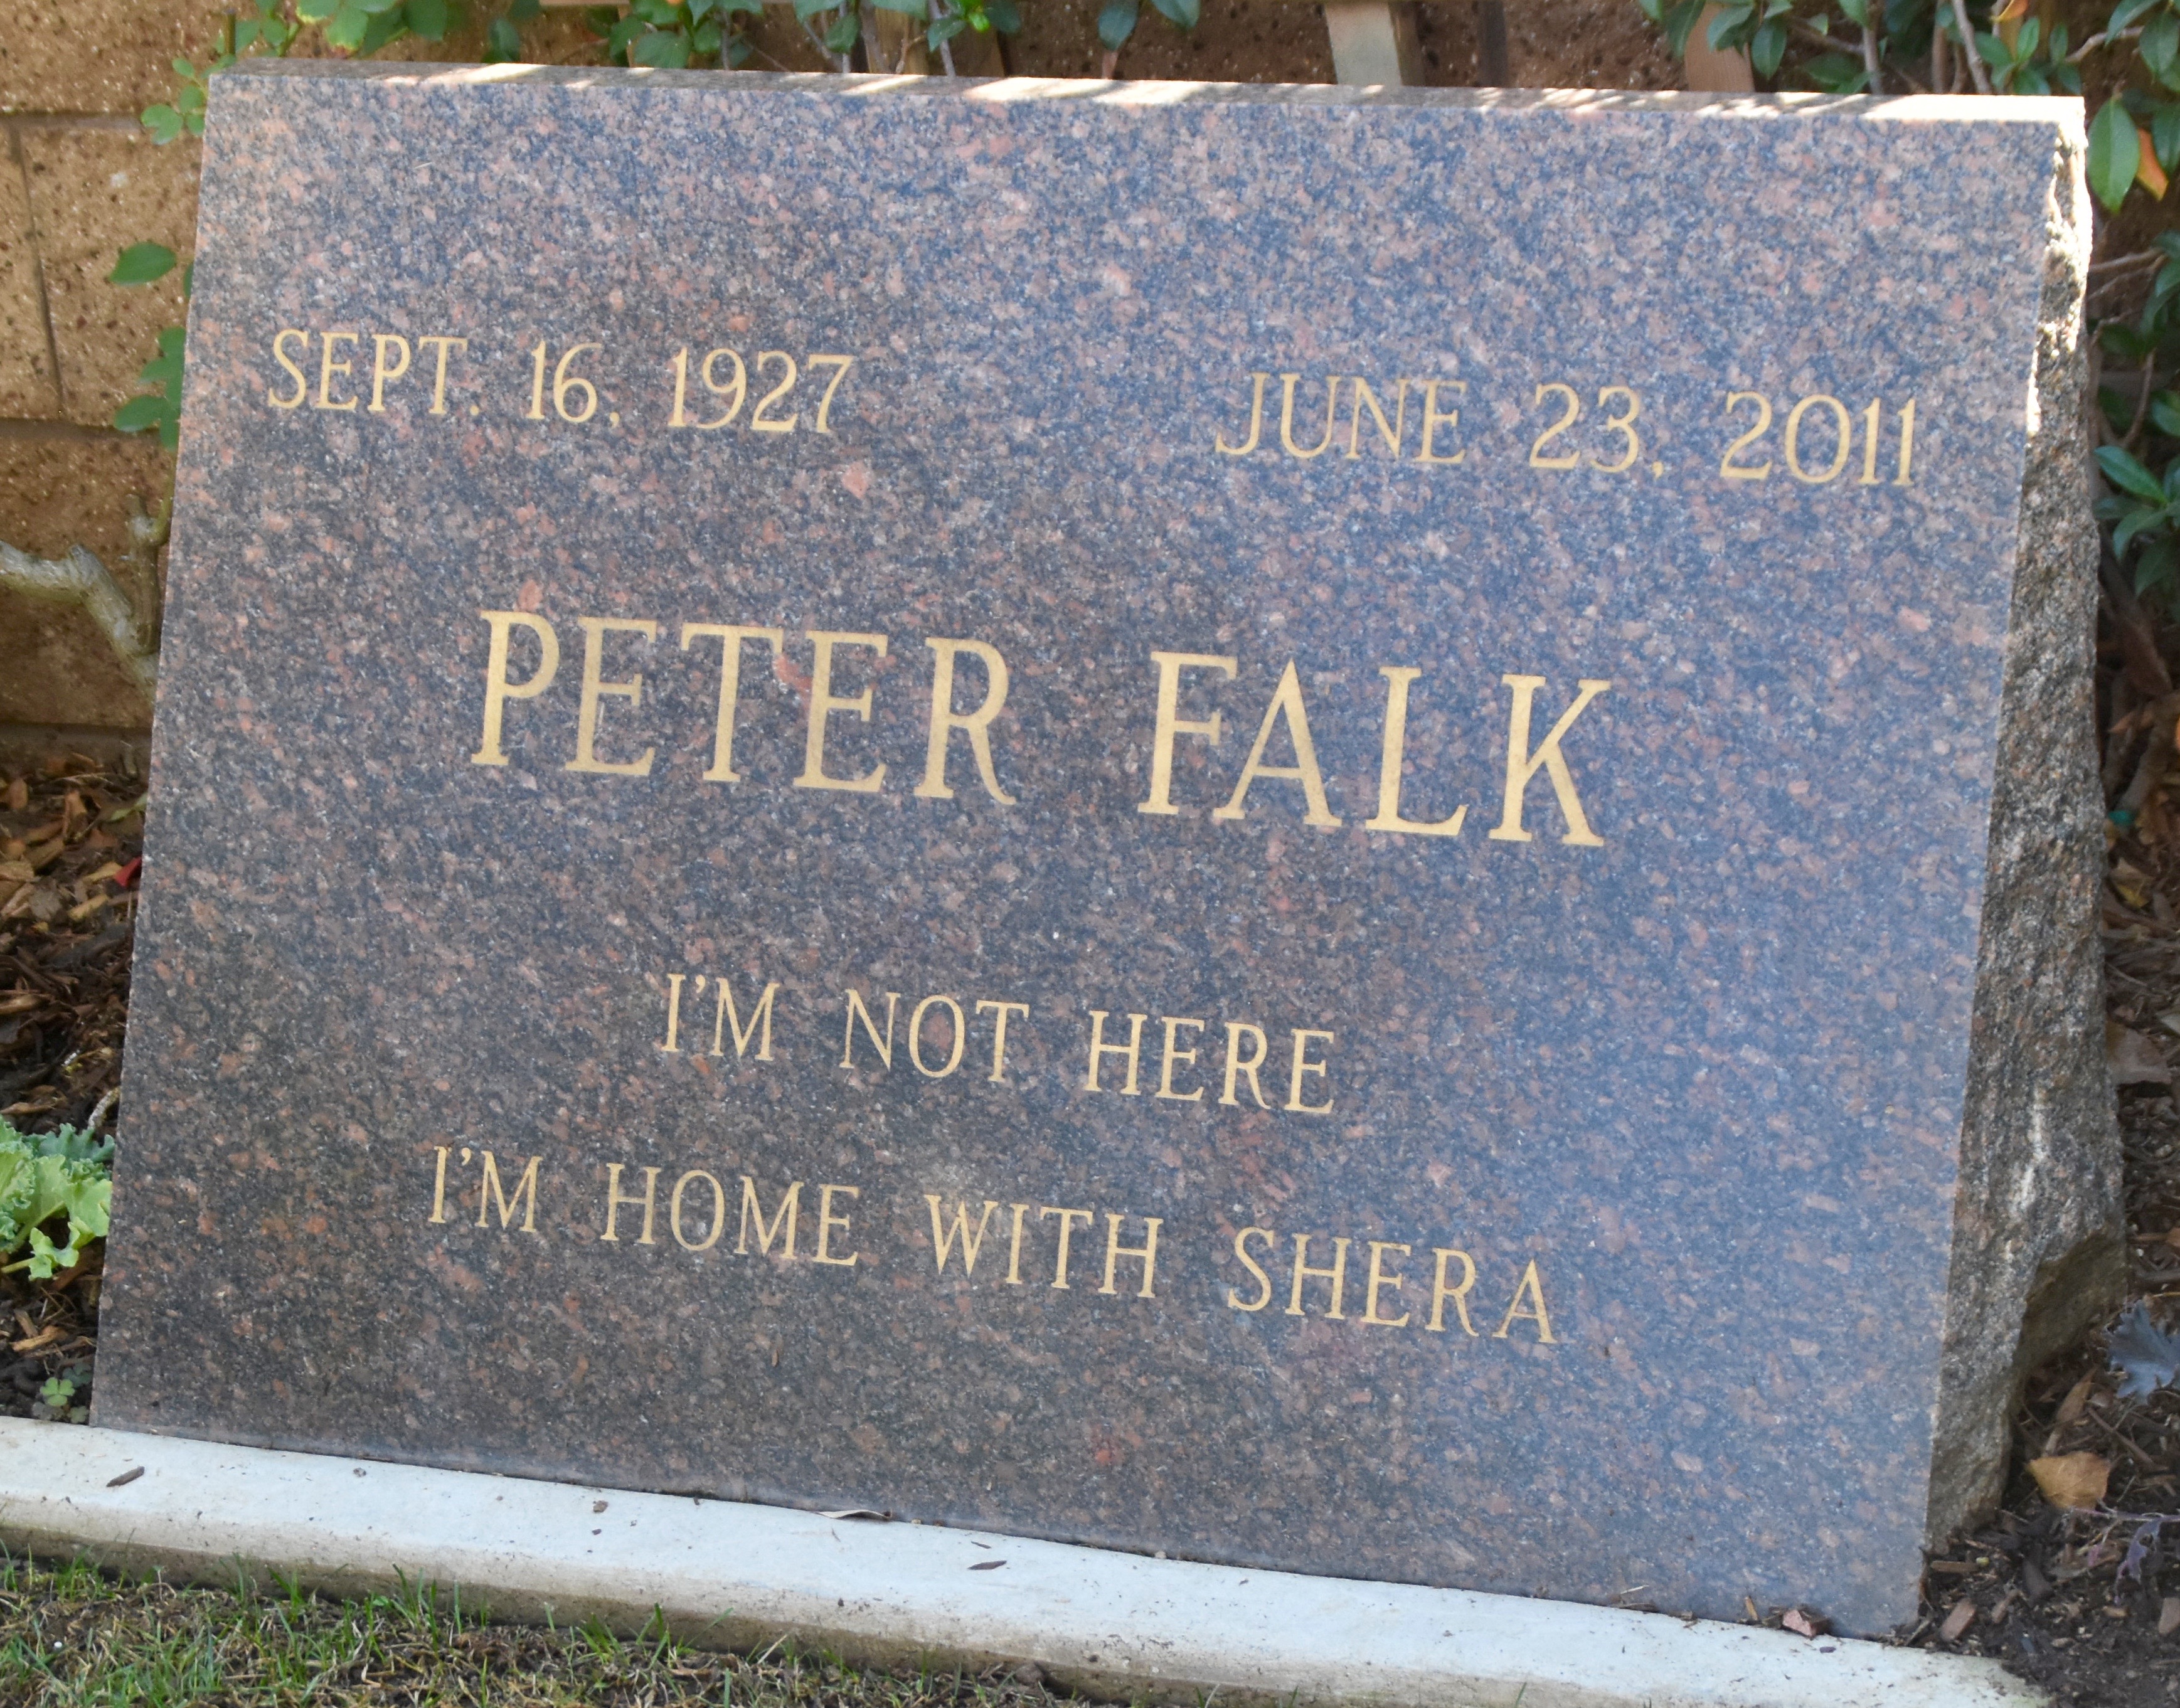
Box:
[0,1117,112,1282]
[1098,0,1196,70]
[107,245,189,452]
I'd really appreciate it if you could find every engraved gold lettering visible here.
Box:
[367,334,410,413]
[1427,1246,1479,1334]
[471,610,560,767]
[977,999,1029,1084]
[1279,373,1341,459]
[927,1195,999,1275]
[736,1176,801,1257]
[429,1144,450,1224]
[841,988,900,1070]
[417,336,467,416]
[909,994,967,1078]
[314,331,359,411]
[1287,1234,1350,1319]
[1488,674,1609,846]
[813,1182,859,1266]
[808,354,854,433]
[1156,1015,1206,1102]
[1083,1009,1147,1095]
[1590,386,1641,472]
[1494,1258,1556,1342]
[1039,1205,1093,1288]
[476,1151,542,1233]
[1212,659,1340,827]
[709,977,779,1061]
[565,617,659,777]
[1005,1201,1030,1285]
[795,630,888,793]
[669,1169,727,1251]
[1220,1021,1270,1108]
[1226,1226,1274,1310]
[1361,1240,1411,1327]
[1720,391,1773,480]
[750,351,799,432]
[915,639,1014,805]
[1366,667,1465,836]
[1416,379,1467,465]
[602,1162,659,1245]
[1215,371,1267,456]
[681,623,784,783]
[1098,1212,1162,1298]
[1285,1027,1334,1115]
[1346,376,1410,459]
[269,329,309,409]
[661,971,688,1053]
[1139,651,1235,816]
[1784,393,1850,484]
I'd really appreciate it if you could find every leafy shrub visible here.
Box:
[0,1118,112,1282]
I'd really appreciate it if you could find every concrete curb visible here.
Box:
[0,1420,2039,1708]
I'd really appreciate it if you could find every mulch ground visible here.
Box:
[1,729,2177,1703]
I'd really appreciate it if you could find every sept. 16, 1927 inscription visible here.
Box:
[95,66,2119,1640]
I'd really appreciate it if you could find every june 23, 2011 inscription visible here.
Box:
[97,66,2114,1639]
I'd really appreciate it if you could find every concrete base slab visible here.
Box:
[0,1419,2039,1708]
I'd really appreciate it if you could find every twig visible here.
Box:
[2070,25,2143,65]
[1947,2,1994,94]
[2092,249,2168,275]
[1862,20,1883,94]
[0,541,156,696]
[1933,14,1949,92]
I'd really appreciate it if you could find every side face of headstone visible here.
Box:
[97,68,2114,1636]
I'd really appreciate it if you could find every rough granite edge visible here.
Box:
[1928,114,2127,1554]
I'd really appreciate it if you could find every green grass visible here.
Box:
[0,1554,1062,1708]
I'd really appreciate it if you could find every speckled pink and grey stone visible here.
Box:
[95,66,2118,1639]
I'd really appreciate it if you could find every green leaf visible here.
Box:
[484,13,519,57]
[2099,443,2169,501]
[109,243,178,286]
[929,13,967,41]
[691,15,723,50]
[1750,18,1785,75]
[1837,0,1866,21]
[141,105,185,144]
[2145,12,2180,78]
[2112,0,2164,31]
[631,26,691,64]
[1802,51,1868,91]
[355,9,412,52]
[875,0,927,14]
[324,3,371,48]
[823,9,860,51]
[296,0,339,19]
[726,31,754,62]
[407,0,451,38]
[2115,506,2166,553]
[2091,97,2143,211]
[1150,0,1199,26]
[985,0,1020,30]
[1097,0,1137,47]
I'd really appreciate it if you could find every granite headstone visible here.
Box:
[97,66,2122,1637]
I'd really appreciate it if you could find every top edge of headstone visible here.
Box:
[211,58,2083,129]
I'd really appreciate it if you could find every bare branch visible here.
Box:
[0,541,157,697]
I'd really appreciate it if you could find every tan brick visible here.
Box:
[0,0,235,119]
[0,430,167,729]
[0,146,59,416]
[20,125,197,428]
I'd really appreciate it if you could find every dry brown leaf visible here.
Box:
[4,778,25,812]
[1939,1599,1976,1642]
[1781,1607,1827,1638]
[2054,1376,2095,1429]
[2107,1023,2174,1085]
[2160,1596,2180,1637]
[2029,1452,2111,1510]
